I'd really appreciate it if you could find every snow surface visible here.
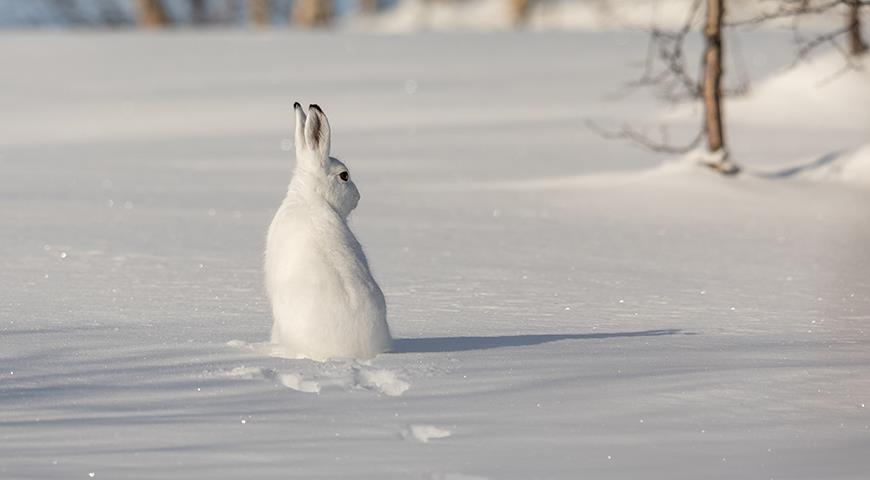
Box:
[672,51,870,131]
[804,143,870,187]
[404,424,452,443]
[1,31,869,479]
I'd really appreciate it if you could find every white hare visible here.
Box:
[265,103,392,361]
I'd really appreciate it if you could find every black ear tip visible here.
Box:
[309,103,322,113]
[293,101,301,110]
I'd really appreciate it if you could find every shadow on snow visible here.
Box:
[391,329,683,354]
[756,150,844,179]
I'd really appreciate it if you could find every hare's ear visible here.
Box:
[293,101,307,154]
[304,104,331,162]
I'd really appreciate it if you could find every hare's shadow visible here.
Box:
[391,329,683,354]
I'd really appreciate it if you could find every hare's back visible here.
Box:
[266,205,369,290]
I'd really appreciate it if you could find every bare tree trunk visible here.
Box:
[136,0,170,28]
[50,0,84,26]
[701,0,737,174]
[293,0,333,28]
[508,0,532,27]
[847,0,868,56]
[191,0,207,25]
[97,0,129,26]
[359,0,379,14]
[249,0,269,26]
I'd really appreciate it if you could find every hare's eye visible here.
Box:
[339,171,349,182]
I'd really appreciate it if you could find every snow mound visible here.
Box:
[404,424,452,443]
[354,367,410,397]
[831,145,870,186]
[215,348,411,396]
[227,340,409,395]
[773,144,870,187]
[427,475,489,480]
[727,53,870,129]
[663,52,870,129]
[204,366,276,380]
[484,143,870,192]
[304,364,410,396]
[473,148,738,191]
[278,373,321,394]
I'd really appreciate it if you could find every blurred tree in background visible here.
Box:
[135,0,169,27]
[190,0,207,24]
[509,0,533,26]
[359,0,384,14]
[737,0,867,58]
[292,0,333,27]
[248,0,270,26]
[5,0,867,34]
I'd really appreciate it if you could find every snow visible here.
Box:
[781,142,870,187]
[828,144,870,186]
[727,52,870,130]
[404,424,452,443]
[1,31,869,479]
[278,372,322,393]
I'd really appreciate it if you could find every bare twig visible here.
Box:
[727,0,843,27]
[733,0,868,64]
[585,120,704,155]
[620,0,703,102]
[796,24,852,58]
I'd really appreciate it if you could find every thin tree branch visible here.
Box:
[585,120,705,155]
[727,0,843,27]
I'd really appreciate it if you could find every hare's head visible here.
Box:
[291,103,360,218]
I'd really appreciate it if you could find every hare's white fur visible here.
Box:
[265,103,391,361]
